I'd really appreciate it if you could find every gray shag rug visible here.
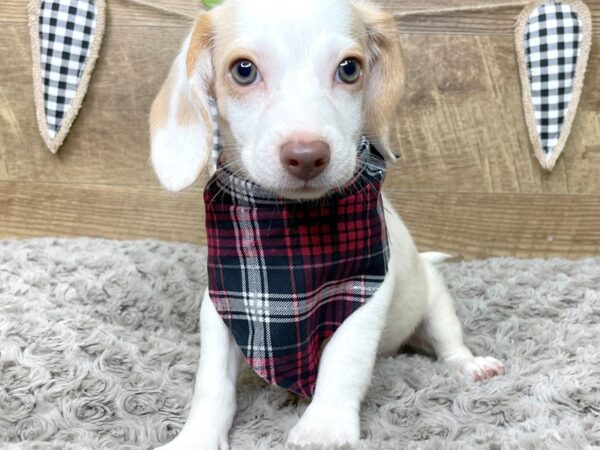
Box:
[1,238,599,450]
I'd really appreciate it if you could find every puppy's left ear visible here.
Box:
[353,1,404,160]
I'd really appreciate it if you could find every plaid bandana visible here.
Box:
[204,137,389,398]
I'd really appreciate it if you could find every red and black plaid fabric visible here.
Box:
[204,137,389,398]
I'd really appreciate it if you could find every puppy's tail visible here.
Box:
[420,252,453,264]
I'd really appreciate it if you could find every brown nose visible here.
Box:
[280,140,331,181]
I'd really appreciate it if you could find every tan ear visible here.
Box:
[149,13,214,192]
[353,1,404,160]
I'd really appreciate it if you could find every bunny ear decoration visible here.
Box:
[515,0,592,171]
[28,0,106,153]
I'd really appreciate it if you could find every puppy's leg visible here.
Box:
[286,275,394,447]
[157,290,242,450]
[419,260,505,381]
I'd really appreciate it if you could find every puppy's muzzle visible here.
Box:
[280,139,330,181]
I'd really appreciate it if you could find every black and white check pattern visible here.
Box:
[39,0,97,137]
[209,98,220,173]
[525,2,582,155]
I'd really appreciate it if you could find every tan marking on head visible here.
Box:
[351,0,404,155]
[149,68,175,133]
[350,11,368,46]
[186,13,214,78]
[186,3,247,107]
[176,91,199,127]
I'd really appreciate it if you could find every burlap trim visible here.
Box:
[28,0,107,154]
[515,0,592,171]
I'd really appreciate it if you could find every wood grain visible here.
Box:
[1,0,199,25]
[3,0,599,35]
[391,5,600,36]
[1,0,600,258]
[0,23,188,185]
[391,34,600,195]
[2,181,599,260]
[388,191,600,259]
[0,182,204,242]
[2,25,599,192]
[381,0,600,36]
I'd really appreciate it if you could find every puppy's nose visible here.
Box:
[280,140,330,181]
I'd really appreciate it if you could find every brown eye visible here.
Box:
[231,59,260,86]
[336,58,362,84]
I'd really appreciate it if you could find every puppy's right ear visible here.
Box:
[149,13,214,192]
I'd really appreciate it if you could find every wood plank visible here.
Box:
[1,0,199,26]
[381,0,600,35]
[389,191,600,260]
[3,23,599,193]
[393,8,600,36]
[1,0,599,259]
[3,0,599,35]
[1,181,599,260]
[390,34,600,195]
[0,23,188,186]
[0,181,204,242]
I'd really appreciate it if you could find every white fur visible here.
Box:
[219,0,363,196]
[420,251,454,264]
[152,1,504,449]
[151,126,209,192]
[150,35,212,192]
[159,291,242,450]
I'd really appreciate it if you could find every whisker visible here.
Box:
[205,163,249,207]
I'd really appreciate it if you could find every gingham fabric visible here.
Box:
[38,0,97,137]
[209,98,220,174]
[204,137,389,398]
[525,2,583,155]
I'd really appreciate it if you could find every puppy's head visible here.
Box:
[150,0,403,198]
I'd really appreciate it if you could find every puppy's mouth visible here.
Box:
[238,160,356,201]
[269,160,366,200]
[227,169,354,201]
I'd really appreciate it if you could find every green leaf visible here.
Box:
[202,0,222,8]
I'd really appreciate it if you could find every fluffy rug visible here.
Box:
[1,238,599,450]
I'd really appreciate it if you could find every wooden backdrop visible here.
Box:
[1,0,599,259]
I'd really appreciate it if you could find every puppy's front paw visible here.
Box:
[286,406,359,448]
[460,356,505,381]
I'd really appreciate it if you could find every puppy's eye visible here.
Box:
[231,59,260,86]
[336,58,362,84]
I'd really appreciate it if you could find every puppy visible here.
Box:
[150,0,505,448]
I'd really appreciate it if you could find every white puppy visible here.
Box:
[150,1,505,448]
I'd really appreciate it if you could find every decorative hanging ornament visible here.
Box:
[28,0,106,153]
[515,0,592,171]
